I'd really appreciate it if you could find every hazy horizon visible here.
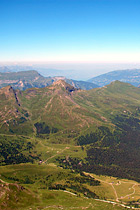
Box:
[1,0,140,80]
[0,62,140,80]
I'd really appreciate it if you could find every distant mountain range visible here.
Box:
[0,65,34,73]
[0,65,89,80]
[2,66,140,88]
[88,69,140,87]
[0,70,98,90]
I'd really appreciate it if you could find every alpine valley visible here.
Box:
[0,78,140,209]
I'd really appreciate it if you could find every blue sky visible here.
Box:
[0,0,140,64]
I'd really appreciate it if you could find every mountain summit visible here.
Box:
[52,80,77,92]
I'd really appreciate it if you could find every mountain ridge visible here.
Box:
[88,69,140,87]
[1,80,140,136]
[0,70,98,90]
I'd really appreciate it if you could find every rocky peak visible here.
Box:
[52,80,77,92]
[0,86,21,106]
[0,85,14,94]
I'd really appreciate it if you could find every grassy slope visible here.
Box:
[0,133,139,209]
[17,81,102,136]
[74,81,140,119]
[0,163,129,210]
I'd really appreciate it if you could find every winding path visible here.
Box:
[89,174,139,205]
[42,147,70,164]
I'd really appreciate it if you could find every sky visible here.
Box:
[0,0,140,78]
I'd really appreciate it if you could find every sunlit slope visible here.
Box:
[1,80,140,136]
[0,163,130,210]
[72,81,140,142]
[74,81,140,119]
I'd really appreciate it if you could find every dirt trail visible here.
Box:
[42,147,70,164]
[90,176,119,202]
[89,174,139,204]
[110,183,119,202]
[119,183,137,200]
